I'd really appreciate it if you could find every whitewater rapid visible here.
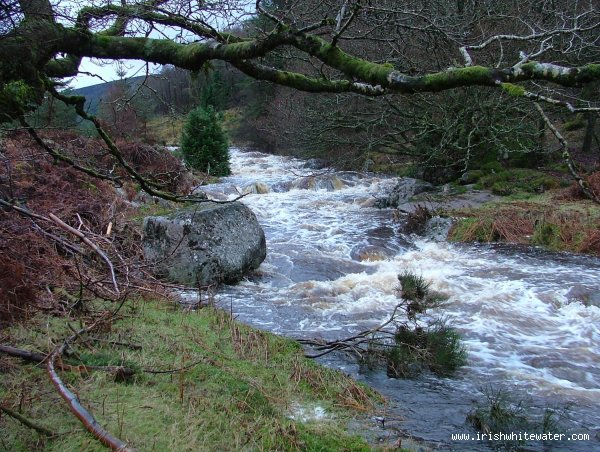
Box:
[186,148,600,450]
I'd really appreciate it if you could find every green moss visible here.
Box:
[580,63,600,82]
[563,115,586,131]
[480,168,561,195]
[0,79,38,120]
[421,66,490,90]
[501,82,526,97]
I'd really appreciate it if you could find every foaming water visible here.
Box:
[185,148,600,449]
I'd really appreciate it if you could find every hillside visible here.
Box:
[71,75,149,114]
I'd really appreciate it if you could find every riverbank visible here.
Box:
[0,298,387,451]
[383,169,599,256]
[440,190,600,256]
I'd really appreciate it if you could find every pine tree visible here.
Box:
[181,106,231,176]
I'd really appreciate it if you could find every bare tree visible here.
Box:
[1,0,599,197]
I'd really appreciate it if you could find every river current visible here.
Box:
[186,148,600,450]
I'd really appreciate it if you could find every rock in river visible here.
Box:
[143,202,266,286]
[375,177,435,208]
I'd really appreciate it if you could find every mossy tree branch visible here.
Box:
[2,1,600,125]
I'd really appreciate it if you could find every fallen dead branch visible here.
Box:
[48,213,120,296]
[0,405,57,437]
[86,337,142,351]
[298,304,402,359]
[46,315,136,452]
[0,343,138,379]
[0,344,47,363]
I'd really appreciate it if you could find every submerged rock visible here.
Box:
[350,245,396,262]
[291,175,346,191]
[143,202,266,286]
[303,158,329,170]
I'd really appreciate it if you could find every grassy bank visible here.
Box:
[1,299,383,451]
[447,193,600,255]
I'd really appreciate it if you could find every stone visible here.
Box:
[375,178,435,208]
[243,181,270,194]
[423,217,454,242]
[290,175,346,191]
[303,158,329,170]
[350,245,396,262]
[143,201,266,286]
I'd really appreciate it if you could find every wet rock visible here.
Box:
[291,175,346,191]
[288,255,373,282]
[243,181,270,194]
[303,158,329,170]
[423,217,454,242]
[375,178,435,208]
[143,202,266,286]
[565,285,600,308]
[270,181,292,193]
[350,245,396,262]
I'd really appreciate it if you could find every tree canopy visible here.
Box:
[1,0,599,199]
[1,1,599,120]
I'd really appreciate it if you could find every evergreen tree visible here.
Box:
[181,106,231,176]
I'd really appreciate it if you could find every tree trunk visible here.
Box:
[581,111,597,155]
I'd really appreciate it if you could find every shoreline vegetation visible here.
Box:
[1,298,392,451]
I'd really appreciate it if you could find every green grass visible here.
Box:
[1,300,383,451]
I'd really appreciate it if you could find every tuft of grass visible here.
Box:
[467,387,569,450]
[399,205,433,235]
[0,299,380,451]
[531,221,562,248]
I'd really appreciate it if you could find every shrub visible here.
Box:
[491,181,513,196]
[459,169,484,185]
[384,272,465,378]
[400,205,433,235]
[181,106,231,176]
[481,161,503,173]
[467,387,568,449]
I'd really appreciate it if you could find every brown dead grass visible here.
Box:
[0,130,192,325]
[561,170,600,201]
[449,199,600,255]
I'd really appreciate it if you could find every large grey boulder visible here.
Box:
[143,202,266,286]
[376,178,435,208]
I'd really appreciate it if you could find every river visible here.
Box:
[188,148,600,451]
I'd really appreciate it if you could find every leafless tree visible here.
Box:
[0,0,599,198]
